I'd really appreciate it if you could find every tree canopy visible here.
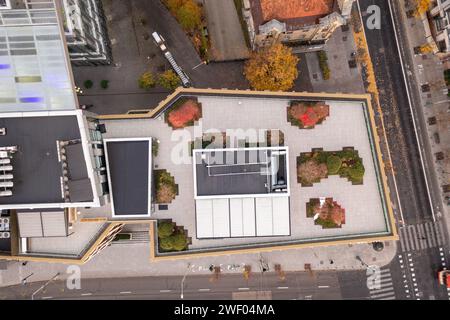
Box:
[158,70,181,90]
[244,43,299,91]
[138,71,156,90]
[177,0,202,31]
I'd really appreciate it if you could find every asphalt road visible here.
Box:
[359,0,434,225]
[358,0,449,300]
[0,271,349,300]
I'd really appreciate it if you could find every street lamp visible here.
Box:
[355,255,369,268]
[180,263,191,300]
[31,272,60,300]
[21,273,34,285]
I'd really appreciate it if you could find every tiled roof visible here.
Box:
[260,0,335,21]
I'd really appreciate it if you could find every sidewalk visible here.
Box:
[0,240,397,287]
[395,1,450,227]
[305,25,365,94]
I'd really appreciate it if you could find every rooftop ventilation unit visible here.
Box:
[0,232,10,239]
[0,165,12,172]
[0,190,12,197]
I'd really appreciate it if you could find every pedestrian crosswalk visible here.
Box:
[398,221,445,252]
[369,269,396,300]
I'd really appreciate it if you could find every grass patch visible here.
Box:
[317,51,330,80]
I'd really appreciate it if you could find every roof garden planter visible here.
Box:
[297,148,365,186]
[306,198,346,229]
[166,97,202,129]
[157,221,190,253]
[154,170,179,204]
[287,101,330,129]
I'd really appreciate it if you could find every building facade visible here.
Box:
[0,0,120,264]
[61,0,112,66]
[428,0,450,63]
[242,0,355,52]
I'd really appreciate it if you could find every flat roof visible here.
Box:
[105,138,152,218]
[0,113,93,206]
[196,196,290,239]
[193,147,289,199]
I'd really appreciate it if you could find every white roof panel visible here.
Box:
[272,197,290,236]
[196,200,214,238]
[242,198,256,237]
[230,198,244,237]
[255,197,273,236]
[195,196,289,239]
[212,199,230,238]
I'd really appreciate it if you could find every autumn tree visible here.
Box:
[166,0,185,14]
[244,43,299,91]
[158,70,181,90]
[138,71,156,90]
[177,0,202,31]
[413,0,432,17]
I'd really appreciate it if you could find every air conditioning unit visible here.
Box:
[0,128,6,136]
[0,232,10,239]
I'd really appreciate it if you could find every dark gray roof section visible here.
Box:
[106,140,150,216]
[65,143,93,202]
[0,115,92,205]
[66,143,88,180]
[67,179,93,203]
[195,149,288,197]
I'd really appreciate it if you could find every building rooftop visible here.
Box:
[0,112,93,207]
[0,0,77,113]
[194,148,289,198]
[98,89,396,254]
[104,138,152,218]
[250,0,338,29]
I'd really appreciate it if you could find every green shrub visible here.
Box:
[349,162,365,181]
[306,199,319,218]
[84,80,93,89]
[138,71,156,90]
[176,0,201,31]
[326,155,342,175]
[315,218,338,229]
[100,80,109,89]
[158,222,174,238]
[157,70,181,90]
[445,69,450,86]
[317,51,330,80]
[159,237,174,251]
[171,233,188,251]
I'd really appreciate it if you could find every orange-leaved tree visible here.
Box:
[244,43,299,91]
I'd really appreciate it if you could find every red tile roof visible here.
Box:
[250,0,338,30]
[260,0,335,21]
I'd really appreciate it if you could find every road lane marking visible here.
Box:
[277,287,289,290]
[160,290,171,293]
[120,291,132,294]
[318,285,330,289]
[42,296,53,300]
[81,293,92,296]
[238,288,249,291]
[198,289,210,292]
